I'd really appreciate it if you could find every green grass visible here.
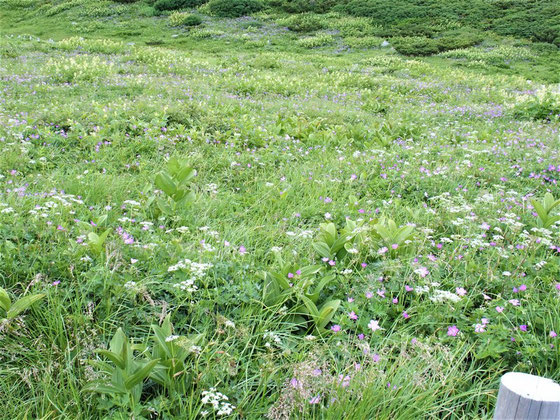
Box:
[0,0,559,418]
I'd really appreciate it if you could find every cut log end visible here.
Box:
[494,372,560,420]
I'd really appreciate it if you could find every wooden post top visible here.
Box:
[501,372,560,402]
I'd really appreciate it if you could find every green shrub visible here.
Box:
[207,0,263,17]
[154,0,206,12]
[391,36,440,56]
[435,28,483,52]
[513,94,560,121]
[280,13,326,32]
[270,0,337,14]
[296,33,334,48]
[169,11,203,26]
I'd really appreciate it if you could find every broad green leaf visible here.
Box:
[83,381,125,395]
[306,274,335,303]
[394,226,414,245]
[301,296,319,319]
[531,200,548,225]
[155,172,177,197]
[152,327,173,359]
[544,215,560,228]
[0,287,11,312]
[317,299,341,329]
[298,265,322,277]
[176,166,196,183]
[6,294,45,319]
[544,193,554,211]
[95,349,125,369]
[109,328,127,354]
[124,359,159,390]
[98,228,111,243]
[270,272,291,290]
[156,198,173,215]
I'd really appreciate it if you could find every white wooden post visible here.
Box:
[494,372,560,419]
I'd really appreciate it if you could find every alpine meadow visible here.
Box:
[0,0,560,418]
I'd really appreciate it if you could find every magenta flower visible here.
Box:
[331,325,341,332]
[447,325,459,337]
[496,306,504,313]
[519,325,528,332]
[402,311,410,319]
[550,331,557,338]
[348,311,358,321]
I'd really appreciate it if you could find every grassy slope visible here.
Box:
[0,1,560,419]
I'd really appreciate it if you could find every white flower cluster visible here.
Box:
[429,289,461,303]
[168,259,213,277]
[263,331,282,348]
[174,278,198,293]
[201,388,235,417]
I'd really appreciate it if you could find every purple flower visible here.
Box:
[447,325,459,337]
[309,395,321,405]
[519,325,528,332]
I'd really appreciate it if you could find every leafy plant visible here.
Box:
[531,192,560,228]
[371,217,416,256]
[0,286,45,322]
[263,250,340,332]
[84,328,160,414]
[149,157,196,218]
[149,315,204,395]
[313,219,364,262]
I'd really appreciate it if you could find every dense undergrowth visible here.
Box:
[0,0,560,419]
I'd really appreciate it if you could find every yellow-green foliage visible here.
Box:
[46,55,115,82]
[296,34,334,49]
[58,37,127,54]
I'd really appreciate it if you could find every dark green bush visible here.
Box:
[207,0,263,17]
[272,0,337,13]
[336,0,559,46]
[154,0,207,12]
[435,28,484,52]
[391,36,440,56]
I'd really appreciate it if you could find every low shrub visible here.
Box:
[513,94,560,121]
[270,0,337,14]
[207,0,263,17]
[280,13,326,32]
[169,12,203,26]
[391,36,440,56]
[154,0,206,12]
